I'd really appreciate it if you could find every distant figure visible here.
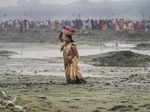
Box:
[114,40,119,49]
[19,21,24,33]
[24,20,29,31]
[58,27,86,84]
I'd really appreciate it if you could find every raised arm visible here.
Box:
[58,32,64,42]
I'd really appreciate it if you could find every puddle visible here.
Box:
[0,42,139,59]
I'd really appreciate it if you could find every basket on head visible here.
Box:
[62,26,76,36]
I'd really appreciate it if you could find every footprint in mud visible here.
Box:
[139,104,150,109]
[57,109,64,112]
[108,105,136,111]
[69,105,79,109]
[120,100,129,103]
[93,110,102,112]
[37,96,47,100]
[73,98,80,101]
[61,100,70,103]
[96,107,106,110]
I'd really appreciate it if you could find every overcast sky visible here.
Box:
[0,0,128,7]
[0,0,149,20]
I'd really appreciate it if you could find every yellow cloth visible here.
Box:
[62,42,83,82]
[62,29,75,36]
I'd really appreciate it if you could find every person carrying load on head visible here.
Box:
[58,26,86,84]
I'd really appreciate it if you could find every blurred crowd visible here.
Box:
[0,18,150,32]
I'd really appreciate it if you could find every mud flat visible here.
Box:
[86,50,150,67]
[0,72,150,112]
[134,43,150,50]
[0,30,150,112]
[1,52,150,112]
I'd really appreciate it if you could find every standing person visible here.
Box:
[58,27,86,84]
[19,21,24,33]
[24,19,28,32]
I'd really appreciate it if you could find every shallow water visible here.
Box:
[0,42,140,59]
[1,42,150,78]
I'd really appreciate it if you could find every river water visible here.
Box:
[0,42,149,77]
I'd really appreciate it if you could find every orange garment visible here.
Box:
[61,42,83,83]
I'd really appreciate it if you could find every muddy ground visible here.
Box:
[0,29,150,112]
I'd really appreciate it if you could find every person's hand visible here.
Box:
[68,56,72,60]
[58,32,63,42]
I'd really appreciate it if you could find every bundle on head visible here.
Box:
[62,26,76,36]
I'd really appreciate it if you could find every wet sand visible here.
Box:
[0,30,150,112]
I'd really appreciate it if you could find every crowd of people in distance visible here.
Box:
[0,18,150,32]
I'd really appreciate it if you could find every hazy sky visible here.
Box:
[0,0,125,7]
[1,0,149,20]
[41,0,122,5]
